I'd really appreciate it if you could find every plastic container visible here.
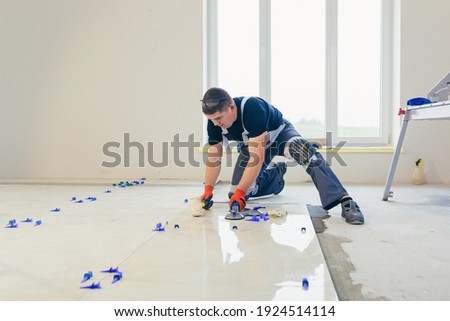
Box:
[412,159,426,185]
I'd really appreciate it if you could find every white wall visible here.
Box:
[0,0,204,181]
[393,0,450,184]
[1,0,449,184]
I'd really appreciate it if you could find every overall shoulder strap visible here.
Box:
[221,97,251,146]
[240,97,251,144]
[240,96,251,133]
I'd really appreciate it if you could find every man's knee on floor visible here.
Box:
[284,137,316,166]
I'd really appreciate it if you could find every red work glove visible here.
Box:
[201,185,214,209]
[229,188,246,211]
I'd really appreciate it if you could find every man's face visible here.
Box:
[206,103,236,129]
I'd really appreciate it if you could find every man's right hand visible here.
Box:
[201,185,214,209]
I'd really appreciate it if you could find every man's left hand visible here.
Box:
[229,188,246,211]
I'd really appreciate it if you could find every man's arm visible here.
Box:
[200,143,223,209]
[205,143,223,187]
[229,132,267,210]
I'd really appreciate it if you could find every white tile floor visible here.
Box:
[0,181,337,301]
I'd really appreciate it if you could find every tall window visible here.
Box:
[337,0,382,138]
[217,0,259,96]
[271,0,326,138]
[206,0,391,145]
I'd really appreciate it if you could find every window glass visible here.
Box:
[337,0,382,137]
[217,0,260,96]
[271,0,326,138]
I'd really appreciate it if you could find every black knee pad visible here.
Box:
[288,137,316,166]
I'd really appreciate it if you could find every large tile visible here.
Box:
[0,182,336,301]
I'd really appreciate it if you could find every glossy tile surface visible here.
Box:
[0,182,337,301]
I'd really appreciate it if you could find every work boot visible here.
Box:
[274,162,287,195]
[341,199,365,225]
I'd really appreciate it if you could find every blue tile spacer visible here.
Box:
[5,219,18,228]
[80,282,101,289]
[302,277,309,290]
[153,223,165,232]
[246,215,260,222]
[112,272,123,284]
[81,271,93,283]
[101,267,120,273]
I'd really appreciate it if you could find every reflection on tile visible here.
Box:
[270,215,314,252]
[218,219,244,265]
[273,265,326,300]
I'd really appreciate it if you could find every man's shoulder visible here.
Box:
[242,96,270,115]
[233,95,266,104]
